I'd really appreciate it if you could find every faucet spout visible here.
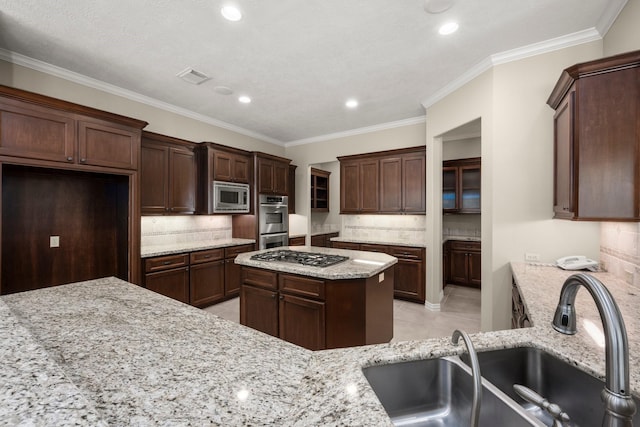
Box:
[552,273,636,426]
[452,329,481,427]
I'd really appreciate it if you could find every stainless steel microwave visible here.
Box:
[213,181,250,213]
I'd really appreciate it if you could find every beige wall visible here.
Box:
[604,0,640,56]
[0,60,283,155]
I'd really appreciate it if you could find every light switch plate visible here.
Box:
[50,235,60,248]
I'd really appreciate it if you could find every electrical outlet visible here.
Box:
[50,235,60,248]
[525,253,540,262]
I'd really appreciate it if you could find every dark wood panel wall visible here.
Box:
[1,165,128,294]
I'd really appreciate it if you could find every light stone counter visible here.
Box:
[330,236,427,248]
[235,246,397,280]
[2,262,639,425]
[141,238,255,258]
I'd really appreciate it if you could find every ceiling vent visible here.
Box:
[176,67,211,85]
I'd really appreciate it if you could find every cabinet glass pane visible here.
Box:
[461,169,480,189]
[443,170,456,189]
[443,191,456,209]
[461,190,480,209]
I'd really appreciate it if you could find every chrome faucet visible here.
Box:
[552,273,637,426]
[452,329,481,427]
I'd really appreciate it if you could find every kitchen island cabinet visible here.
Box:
[2,264,639,425]
[236,247,396,350]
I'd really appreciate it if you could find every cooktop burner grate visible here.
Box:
[250,250,348,268]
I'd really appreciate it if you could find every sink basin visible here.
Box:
[461,346,640,426]
[362,357,540,426]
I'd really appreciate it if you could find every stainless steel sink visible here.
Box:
[461,346,640,426]
[362,356,541,426]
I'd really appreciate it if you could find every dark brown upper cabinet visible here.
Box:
[311,167,330,212]
[442,157,481,214]
[256,153,290,195]
[141,131,196,215]
[195,143,253,214]
[547,50,640,221]
[289,164,297,214]
[339,146,425,214]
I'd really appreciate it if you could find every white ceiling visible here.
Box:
[0,0,626,145]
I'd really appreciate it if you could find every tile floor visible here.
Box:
[203,284,481,343]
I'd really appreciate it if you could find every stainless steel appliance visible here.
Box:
[213,181,249,213]
[250,250,348,267]
[259,194,288,249]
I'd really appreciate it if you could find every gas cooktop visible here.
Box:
[250,250,349,268]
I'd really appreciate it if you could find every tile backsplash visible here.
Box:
[341,215,426,244]
[600,222,640,289]
[141,216,232,247]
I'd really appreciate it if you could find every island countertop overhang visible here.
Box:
[235,246,398,280]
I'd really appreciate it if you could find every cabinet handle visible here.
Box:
[203,255,211,258]
[80,158,86,163]
[271,294,277,299]
[279,295,284,300]
[66,156,73,162]
[163,261,171,265]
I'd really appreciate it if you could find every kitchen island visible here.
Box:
[235,246,397,350]
[2,262,639,425]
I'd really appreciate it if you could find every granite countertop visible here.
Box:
[442,235,482,243]
[235,246,397,280]
[330,236,427,248]
[3,262,639,425]
[141,238,255,258]
[310,229,340,236]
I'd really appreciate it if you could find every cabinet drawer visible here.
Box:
[279,274,325,300]
[225,244,255,259]
[360,244,388,253]
[449,240,481,252]
[145,254,189,273]
[331,241,360,250]
[387,245,423,259]
[190,248,224,264]
[242,267,278,290]
[289,236,306,246]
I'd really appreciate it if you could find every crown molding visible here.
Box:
[421,27,603,109]
[284,116,426,147]
[0,48,283,146]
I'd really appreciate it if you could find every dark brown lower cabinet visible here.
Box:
[279,294,326,350]
[144,243,253,307]
[288,236,306,246]
[310,232,339,247]
[511,278,531,329]
[190,255,225,308]
[331,241,425,304]
[240,266,393,350]
[145,267,190,304]
[447,240,481,288]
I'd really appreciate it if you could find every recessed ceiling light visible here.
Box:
[424,0,454,14]
[238,95,251,104]
[438,22,459,35]
[345,99,358,109]
[221,5,242,21]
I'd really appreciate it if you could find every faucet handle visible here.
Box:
[513,384,570,427]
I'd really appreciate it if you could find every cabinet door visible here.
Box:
[190,260,224,307]
[380,157,402,212]
[279,294,325,350]
[459,165,481,213]
[141,143,169,214]
[0,102,75,163]
[449,250,468,285]
[331,241,360,250]
[145,267,189,304]
[258,158,274,193]
[340,161,360,213]
[240,285,278,337]
[273,160,289,195]
[77,119,139,170]
[442,167,458,211]
[553,90,575,218]
[168,147,196,213]
[213,150,233,182]
[288,165,297,214]
[225,258,242,296]
[468,251,482,287]
[232,154,250,183]
[402,154,426,213]
[393,258,425,303]
[310,235,326,247]
[360,159,379,212]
